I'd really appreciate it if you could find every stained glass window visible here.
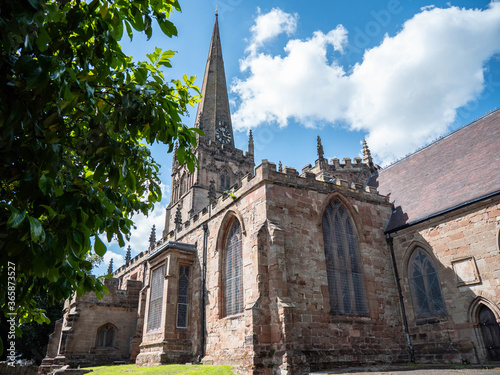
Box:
[224,220,243,316]
[176,265,190,328]
[147,265,165,331]
[408,247,447,319]
[322,199,369,316]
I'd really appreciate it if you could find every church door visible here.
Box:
[479,305,500,361]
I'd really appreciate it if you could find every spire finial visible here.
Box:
[107,258,113,275]
[248,130,254,156]
[208,180,217,206]
[125,245,131,266]
[317,136,324,160]
[172,141,179,169]
[362,139,374,171]
[174,205,182,230]
[149,225,156,250]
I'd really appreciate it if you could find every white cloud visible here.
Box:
[103,251,124,271]
[246,8,298,55]
[232,4,500,165]
[124,183,169,254]
[95,183,169,275]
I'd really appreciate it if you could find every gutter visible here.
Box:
[197,223,208,363]
[386,232,415,363]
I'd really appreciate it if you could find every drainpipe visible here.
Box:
[386,233,415,363]
[197,223,208,363]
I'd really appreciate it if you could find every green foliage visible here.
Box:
[0,296,63,364]
[90,364,235,375]
[0,0,200,338]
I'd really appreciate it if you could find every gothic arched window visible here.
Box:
[322,199,368,316]
[96,323,116,348]
[224,219,243,316]
[408,247,447,319]
[220,170,230,192]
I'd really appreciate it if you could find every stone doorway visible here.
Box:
[479,304,500,361]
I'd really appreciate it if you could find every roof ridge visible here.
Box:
[381,107,500,171]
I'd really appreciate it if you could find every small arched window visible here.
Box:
[322,199,368,316]
[220,170,230,192]
[408,247,447,319]
[96,323,116,348]
[224,219,243,316]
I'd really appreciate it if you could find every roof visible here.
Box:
[368,109,500,232]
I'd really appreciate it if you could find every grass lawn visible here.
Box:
[88,364,235,375]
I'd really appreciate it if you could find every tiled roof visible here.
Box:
[368,109,500,232]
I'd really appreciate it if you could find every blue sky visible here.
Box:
[94,0,500,275]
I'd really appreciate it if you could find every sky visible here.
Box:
[93,0,500,275]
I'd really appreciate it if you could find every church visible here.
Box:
[40,14,500,375]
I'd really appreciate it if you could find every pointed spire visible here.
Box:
[208,180,217,206]
[317,136,324,160]
[125,245,131,266]
[362,139,374,171]
[149,225,156,249]
[107,258,113,275]
[248,130,254,156]
[194,14,234,148]
[278,161,283,172]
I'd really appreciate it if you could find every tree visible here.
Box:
[0,0,201,344]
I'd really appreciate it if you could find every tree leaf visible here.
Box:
[7,207,26,228]
[94,235,107,256]
[27,216,44,242]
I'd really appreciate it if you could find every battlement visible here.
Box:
[69,277,142,308]
[114,155,385,276]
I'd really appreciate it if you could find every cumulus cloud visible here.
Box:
[95,183,169,275]
[124,183,169,254]
[231,3,500,164]
[246,8,298,55]
[104,251,124,270]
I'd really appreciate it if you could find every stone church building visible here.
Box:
[40,15,500,375]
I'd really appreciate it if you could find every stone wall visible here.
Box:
[391,197,500,364]
[39,278,142,374]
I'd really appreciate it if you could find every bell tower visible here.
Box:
[163,14,254,237]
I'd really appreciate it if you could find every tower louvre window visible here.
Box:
[322,199,369,316]
[147,265,165,331]
[176,265,190,328]
[408,247,447,319]
[224,219,243,316]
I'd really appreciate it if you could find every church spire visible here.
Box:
[194,14,235,148]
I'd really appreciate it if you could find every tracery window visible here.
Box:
[147,265,165,331]
[224,219,243,316]
[322,199,369,316]
[96,323,116,348]
[220,170,230,192]
[176,265,190,328]
[408,247,447,319]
